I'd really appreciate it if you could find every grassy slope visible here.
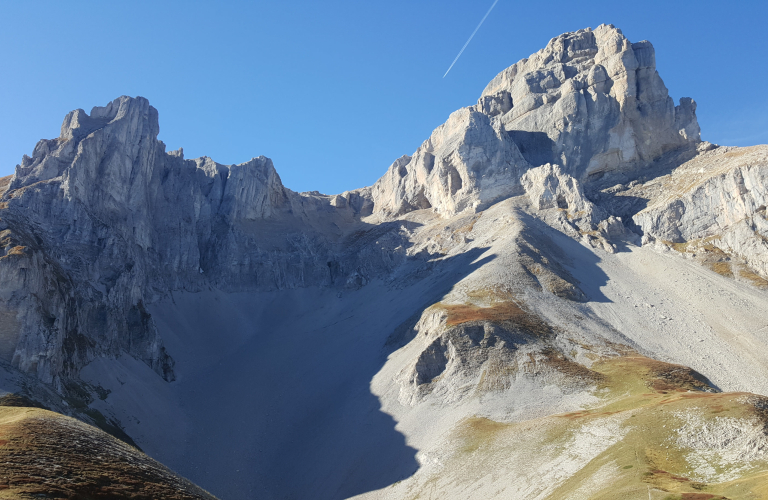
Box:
[407,355,768,500]
[0,406,217,500]
[547,357,768,499]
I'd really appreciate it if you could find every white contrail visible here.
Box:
[443,0,500,78]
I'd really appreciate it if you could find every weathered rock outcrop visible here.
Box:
[482,24,700,177]
[369,108,529,216]
[0,97,411,388]
[370,24,700,218]
[631,145,768,277]
[396,299,604,407]
[521,163,625,252]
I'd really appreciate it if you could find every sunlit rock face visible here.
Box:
[481,24,700,177]
[370,24,700,218]
[622,144,768,278]
[369,108,530,216]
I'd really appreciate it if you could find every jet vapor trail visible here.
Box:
[443,0,500,78]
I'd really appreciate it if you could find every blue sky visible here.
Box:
[1,1,766,194]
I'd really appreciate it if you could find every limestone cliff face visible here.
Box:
[630,145,768,277]
[369,108,529,216]
[481,24,700,177]
[0,97,178,387]
[0,97,404,388]
[370,24,700,218]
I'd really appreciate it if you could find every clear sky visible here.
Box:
[1,1,766,194]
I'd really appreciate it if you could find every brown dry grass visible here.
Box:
[598,356,716,394]
[443,301,525,326]
[441,301,552,337]
[665,237,768,289]
[743,395,768,432]
[0,407,217,499]
[455,417,507,454]
[453,214,481,236]
[647,360,715,393]
[0,176,11,192]
[5,246,29,257]
[664,240,691,253]
[664,493,728,500]
[708,261,733,278]
[738,267,768,289]
[540,348,604,383]
[0,394,48,410]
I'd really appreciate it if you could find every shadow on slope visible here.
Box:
[140,248,496,500]
[515,210,612,303]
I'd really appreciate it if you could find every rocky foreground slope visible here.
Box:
[1,24,768,499]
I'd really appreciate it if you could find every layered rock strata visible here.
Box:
[370,24,700,217]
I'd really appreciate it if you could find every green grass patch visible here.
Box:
[444,354,768,499]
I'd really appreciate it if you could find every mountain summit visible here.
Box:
[1,24,768,499]
[371,24,700,217]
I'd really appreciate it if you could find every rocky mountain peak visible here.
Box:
[11,96,159,196]
[369,24,701,218]
[480,23,700,176]
[59,96,158,142]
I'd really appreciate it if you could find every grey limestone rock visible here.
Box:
[0,97,412,388]
[369,24,700,219]
[482,24,700,178]
[369,108,529,217]
[632,146,768,277]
